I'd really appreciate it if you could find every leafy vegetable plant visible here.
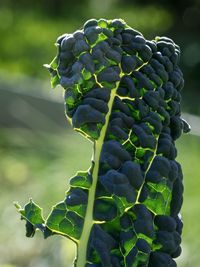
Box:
[15,19,190,267]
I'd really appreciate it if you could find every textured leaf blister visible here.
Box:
[16,18,190,267]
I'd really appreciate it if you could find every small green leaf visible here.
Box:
[16,199,44,225]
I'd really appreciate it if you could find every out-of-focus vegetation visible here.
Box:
[0,127,91,267]
[0,0,200,114]
[0,2,172,77]
[0,1,200,267]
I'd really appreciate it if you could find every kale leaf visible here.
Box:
[16,18,190,267]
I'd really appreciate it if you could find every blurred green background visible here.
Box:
[0,1,199,266]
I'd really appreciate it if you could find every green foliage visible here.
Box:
[16,19,190,266]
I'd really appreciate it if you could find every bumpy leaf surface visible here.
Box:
[16,19,190,267]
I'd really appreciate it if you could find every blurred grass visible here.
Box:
[0,126,199,266]
[176,134,200,267]
[0,127,92,267]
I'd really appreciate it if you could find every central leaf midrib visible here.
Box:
[76,85,118,267]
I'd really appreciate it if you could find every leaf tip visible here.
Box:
[14,201,21,210]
